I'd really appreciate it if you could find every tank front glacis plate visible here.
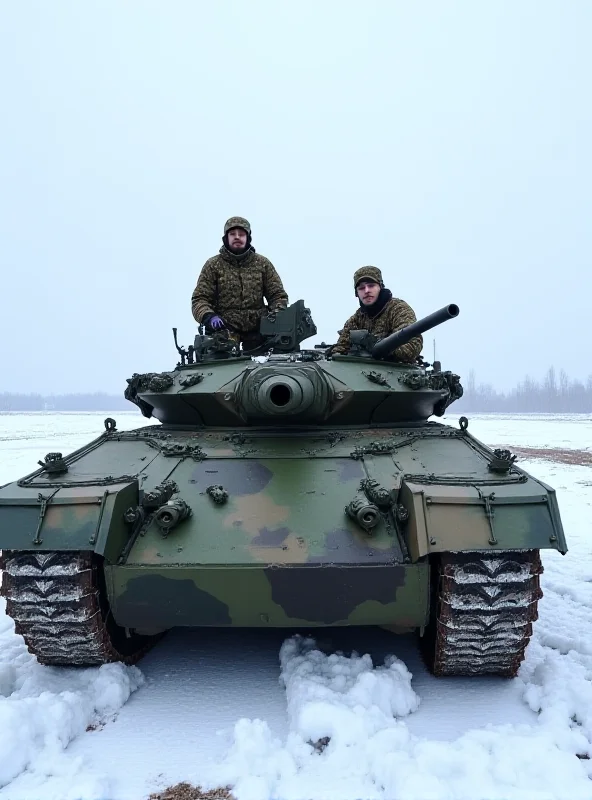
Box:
[123,454,404,567]
[101,427,431,630]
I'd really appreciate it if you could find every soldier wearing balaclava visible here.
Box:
[332,266,422,362]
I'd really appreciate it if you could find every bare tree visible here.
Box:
[456,367,592,412]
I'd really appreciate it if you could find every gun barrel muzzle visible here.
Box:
[256,374,315,415]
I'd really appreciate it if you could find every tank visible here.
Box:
[0,300,567,676]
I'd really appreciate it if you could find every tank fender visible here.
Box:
[400,479,567,560]
[0,481,138,561]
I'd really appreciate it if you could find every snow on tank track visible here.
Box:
[428,550,543,677]
[0,551,157,666]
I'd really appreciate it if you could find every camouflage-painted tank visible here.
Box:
[0,301,567,676]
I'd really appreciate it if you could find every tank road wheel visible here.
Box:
[0,551,161,667]
[421,550,543,677]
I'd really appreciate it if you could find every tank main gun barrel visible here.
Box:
[237,364,332,422]
[253,374,315,416]
[371,304,459,360]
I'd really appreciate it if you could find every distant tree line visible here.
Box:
[0,392,130,412]
[455,367,592,413]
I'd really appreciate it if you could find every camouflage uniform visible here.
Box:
[191,217,288,349]
[332,266,422,363]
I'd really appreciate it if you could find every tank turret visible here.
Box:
[0,296,566,679]
[124,300,463,425]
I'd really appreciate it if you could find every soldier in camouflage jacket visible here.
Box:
[191,216,289,349]
[332,267,422,363]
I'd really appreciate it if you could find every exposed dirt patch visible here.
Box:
[310,735,331,753]
[148,784,233,800]
[494,446,592,467]
[85,722,106,733]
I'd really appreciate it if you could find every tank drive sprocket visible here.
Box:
[423,549,543,677]
[0,550,161,666]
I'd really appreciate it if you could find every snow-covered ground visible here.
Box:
[0,412,155,487]
[442,412,592,453]
[0,412,591,800]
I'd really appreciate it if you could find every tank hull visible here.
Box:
[0,419,566,675]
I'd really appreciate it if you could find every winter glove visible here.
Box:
[205,314,225,330]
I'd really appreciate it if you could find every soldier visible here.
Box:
[332,266,422,362]
[191,216,289,351]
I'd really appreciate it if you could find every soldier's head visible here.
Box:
[354,266,384,306]
[223,216,252,254]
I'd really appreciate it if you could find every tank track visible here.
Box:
[0,551,158,666]
[425,550,543,677]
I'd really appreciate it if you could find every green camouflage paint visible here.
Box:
[0,299,568,673]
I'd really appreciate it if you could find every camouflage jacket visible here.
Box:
[191,247,288,333]
[333,296,423,362]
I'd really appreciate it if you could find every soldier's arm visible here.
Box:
[384,299,423,362]
[331,313,359,354]
[191,260,218,324]
[262,259,289,310]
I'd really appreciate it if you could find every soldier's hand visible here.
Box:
[209,315,225,330]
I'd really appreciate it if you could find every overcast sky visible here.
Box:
[1,1,590,395]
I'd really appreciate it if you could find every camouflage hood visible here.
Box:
[222,216,253,261]
[353,266,384,294]
[224,216,251,235]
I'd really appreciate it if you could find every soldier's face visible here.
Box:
[357,281,381,305]
[227,227,248,250]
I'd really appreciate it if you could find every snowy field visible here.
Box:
[0,411,591,800]
[441,412,592,454]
